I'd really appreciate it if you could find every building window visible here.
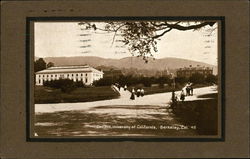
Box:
[76,74,78,76]
[72,74,73,76]
[81,74,83,76]
[39,79,40,84]
[55,75,57,77]
[51,75,53,77]
[43,75,44,77]
[85,78,88,83]
[68,74,69,77]
[86,73,88,76]
[39,75,40,77]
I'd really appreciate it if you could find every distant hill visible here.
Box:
[36,56,218,75]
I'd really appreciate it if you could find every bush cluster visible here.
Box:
[175,73,217,85]
[44,79,85,93]
[93,75,173,87]
[93,73,217,87]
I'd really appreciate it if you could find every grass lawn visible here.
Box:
[35,86,120,104]
[143,86,181,95]
[127,83,212,96]
[171,93,218,135]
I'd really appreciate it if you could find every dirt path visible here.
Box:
[112,85,131,99]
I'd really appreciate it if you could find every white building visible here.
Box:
[35,65,103,86]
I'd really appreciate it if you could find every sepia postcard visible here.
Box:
[30,19,223,139]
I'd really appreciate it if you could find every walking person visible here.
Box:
[190,85,193,96]
[187,82,192,96]
[136,88,141,97]
[140,88,144,97]
[117,83,121,91]
[124,85,127,91]
[185,86,189,96]
[130,88,135,100]
[180,90,185,102]
[171,90,177,103]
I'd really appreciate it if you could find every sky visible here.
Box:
[35,22,218,66]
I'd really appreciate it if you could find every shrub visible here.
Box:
[44,79,85,93]
[140,77,152,87]
[205,74,217,84]
[75,81,86,87]
[135,83,144,89]
[92,77,113,86]
[175,77,188,85]
[93,75,172,88]
[61,81,76,93]
[189,73,205,84]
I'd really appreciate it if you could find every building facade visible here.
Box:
[35,65,103,86]
[176,65,213,78]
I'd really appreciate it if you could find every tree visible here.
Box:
[92,77,113,86]
[46,62,55,68]
[157,76,167,88]
[140,77,152,87]
[34,58,46,72]
[205,74,217,84]
[175,77,188,85]
[189,73,205,84]
[78,21,216,62]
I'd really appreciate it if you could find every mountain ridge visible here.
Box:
[35,56,217,74]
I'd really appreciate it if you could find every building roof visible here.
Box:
[36,65,104,74]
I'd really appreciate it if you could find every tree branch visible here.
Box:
[152,28,172,39]
[165,22,216,31]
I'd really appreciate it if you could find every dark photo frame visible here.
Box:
[1,1,249,158]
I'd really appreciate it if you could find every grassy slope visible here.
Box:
[35,86,120,104]
[171,93,218,135]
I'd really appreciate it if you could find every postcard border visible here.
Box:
[26,16,225,142]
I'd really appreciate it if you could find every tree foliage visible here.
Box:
[35,58,55,72]
[44,79,85,93]
[205,74,217,84]
[78,21,216,62]
[46,62,55,68]
[34,58,46,72]
[189,73,205,84]
[93,74,172,87]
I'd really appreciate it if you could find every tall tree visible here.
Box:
[78,21,216,62]
[34,58,46,72]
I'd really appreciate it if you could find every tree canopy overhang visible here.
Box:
[78,21,217,62]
